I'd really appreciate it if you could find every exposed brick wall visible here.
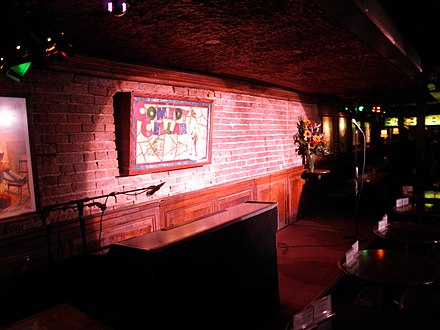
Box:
[0,65,318,220]
[0,59,324,276]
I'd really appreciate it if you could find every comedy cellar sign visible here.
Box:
[115,94,213,175]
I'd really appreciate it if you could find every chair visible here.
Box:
[6,159,28,203]
[7,177,27,203]
[18,158,28,175]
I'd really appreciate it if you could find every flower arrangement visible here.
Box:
[293,118,326,170]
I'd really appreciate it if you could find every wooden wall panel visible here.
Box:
[255,172,288,229]
[160,199,214,229]
[216,189,253,210]
[287,168,306,222]
[0,167,305,278]
[214,180,256,210]
[45,201,159,261]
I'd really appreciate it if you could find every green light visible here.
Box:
[5,61,31,83]
[358,106,364,112]
[10,62,31,76]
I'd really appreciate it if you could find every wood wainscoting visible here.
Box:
[0,167,305,278]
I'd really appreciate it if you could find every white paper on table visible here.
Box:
[345,248,356,266]
[351,240,359,254]
[378,218,387,231]
[312,294,335,323]
[292,305,315,330]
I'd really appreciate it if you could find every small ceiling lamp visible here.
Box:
[6,62,32,83]
[107,1,128,17]
[1,45,32,83]
[44,33,74,59]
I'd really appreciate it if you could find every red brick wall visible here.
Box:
[0,64,318,218]
[0,58,322,276]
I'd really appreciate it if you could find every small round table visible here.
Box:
[339,249,440,286]
[373,221,440,245]
[393,203,440,223]
[338,249,440,307]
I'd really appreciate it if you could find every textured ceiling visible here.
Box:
[4,0,439,104]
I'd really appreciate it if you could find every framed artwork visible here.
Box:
[364,121,371,143]
[322,116,333,154]
[115,93,213,175]
[0,96,36,219]
[338,117,348,153]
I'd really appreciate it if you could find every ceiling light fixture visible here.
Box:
[44,33,73,60]
[6,61,32,83]
[205,39,221,46]
[0,45,32,83]
[107,1,128,17]
[1,1,75,82]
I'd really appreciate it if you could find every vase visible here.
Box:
[305,151,315,172]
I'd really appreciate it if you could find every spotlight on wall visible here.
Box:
[106,1,128,17]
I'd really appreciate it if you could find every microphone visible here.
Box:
[351,118,364,133]
[146,181,165,196]
[87,202,107,211]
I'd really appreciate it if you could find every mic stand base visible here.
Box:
[342,212,366,244]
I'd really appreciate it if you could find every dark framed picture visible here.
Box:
[0,96,36,219]
[338,116,348,153]
[322,116,333,154]
[115,93,213,175]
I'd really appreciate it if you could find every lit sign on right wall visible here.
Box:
[426,114,440,126]
[385,115,440,127]
[403,117,417,126]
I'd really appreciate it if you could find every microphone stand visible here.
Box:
[41,182,165,261]
[343,119,366,243]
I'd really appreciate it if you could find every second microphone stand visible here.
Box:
[343,120,366,243]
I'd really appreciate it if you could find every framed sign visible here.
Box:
[0,96,36,219]
[115,93,213,175]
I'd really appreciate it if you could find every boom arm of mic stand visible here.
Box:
[146,181,166,196]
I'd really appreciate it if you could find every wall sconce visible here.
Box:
[107,1,128,17]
